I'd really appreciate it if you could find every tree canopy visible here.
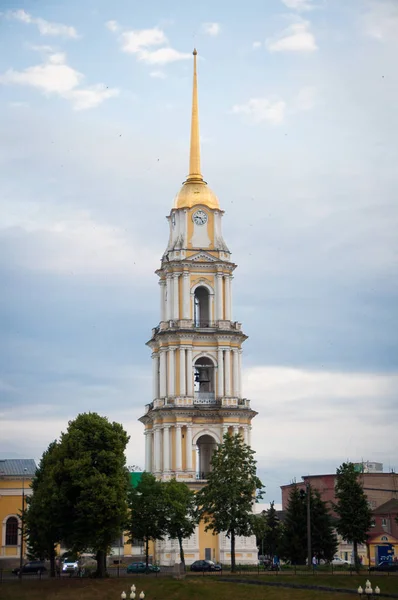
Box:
[127,472,168,569]
[163,478,198,566]
[334,462,372,570]
[197,433,264,572]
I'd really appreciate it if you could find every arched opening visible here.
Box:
[194,357,215,403]
[196,434,218,480]
[5,516,18,546]
[194,286,211,327]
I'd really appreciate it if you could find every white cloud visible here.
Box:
[105,20,120,33]
[294,85,317,111]
[252,41,262,49]
[150,70,166,79]
[266,21,317,52]
[0,53,118,110]
[201,22,221,36]
[281,0,317,11]
[138,47,191,65]
[116,26,191,65]
[9,9,78,38]
[246,366,398,464]
[231,98,287,125]
[1,202,157,276]
[361,1,398,42]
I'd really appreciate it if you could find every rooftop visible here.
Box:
[0,459,37,477]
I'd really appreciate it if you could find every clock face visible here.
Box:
[192,210,208,226]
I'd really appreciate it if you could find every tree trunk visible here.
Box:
[145,538,149,570]
[50,546,56,578]
[231,530,236,573]
[95,549,107,578]
[178,534,185,567]
[353,540,359,572]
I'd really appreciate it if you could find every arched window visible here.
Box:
[194,286,210,327]
[5,517,18,546]
[196,434,218,480]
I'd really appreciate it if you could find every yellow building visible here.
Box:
[139,50,258,566]
[0,459,36,561]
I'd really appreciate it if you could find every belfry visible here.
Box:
[139,50,258,565]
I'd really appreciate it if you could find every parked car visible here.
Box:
[190,560,222,572]
[370,561,398,572]
[331,557,350,566]
[126,562,160,574]
[62,559,79,574]
[12,561,47,575]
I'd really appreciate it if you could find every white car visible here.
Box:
[331,557,350,566]
[62,560,78,573]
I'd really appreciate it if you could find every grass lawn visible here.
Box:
[1,575,397,600]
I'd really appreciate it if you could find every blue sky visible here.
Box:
[1,0,397,503]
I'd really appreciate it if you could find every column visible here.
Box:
[166,275,172,321]
[159,280,166,322]
[233,425,239,436]
[215,273,223,321]
[238,350,242,399]
[225,275,231,320]
[163,425,170,471]
[182,272,190,319]
[159,350,167,397]
[168,347,175,396]
[173,274,179,320]
[187,347,193,396]
[217,348,224,398]
[232,349,239,397]
[175,425,182,471]
[224,349,231,396]
[145,429,152,472]
[243,426,249,445]
[179,348,186,396]
[186,425,193,470]
[154,427,161,472]
[248,425,252,446]
[152,353,159,400]
[222,424,229,438]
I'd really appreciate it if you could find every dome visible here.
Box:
[174,180,220,210]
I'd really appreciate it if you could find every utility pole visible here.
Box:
[306,482,312,570]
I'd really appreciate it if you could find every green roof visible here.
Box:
[130,472,143,488]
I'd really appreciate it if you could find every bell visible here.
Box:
[197,369,210,383]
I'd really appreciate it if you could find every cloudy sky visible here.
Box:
[1,0,397,504]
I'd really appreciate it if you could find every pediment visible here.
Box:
[187,252,218,263]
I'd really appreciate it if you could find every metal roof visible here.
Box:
[0,459,37,477]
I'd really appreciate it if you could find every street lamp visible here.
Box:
[19,467,28,579]
[300,482,311,569]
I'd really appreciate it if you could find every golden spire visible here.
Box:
[173,48,220,210]
[186,48,203,183]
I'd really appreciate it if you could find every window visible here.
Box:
[5,516,18,546]
[381,518,387,527]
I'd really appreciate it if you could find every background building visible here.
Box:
[281,469,398,565]
[0,459,36,561]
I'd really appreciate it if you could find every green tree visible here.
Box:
[263,501,281,559]
[196,433,264,572]
[55,413,130,577]
[252,511,267,556]
[127,472,167,569]
[163,478,198,566]
[334,462,372,571]
[279,484,307,564]
[311,489,337,562]
[25,441,61,577]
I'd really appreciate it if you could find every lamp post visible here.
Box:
[300,482,311,570]
[19,467,27,579]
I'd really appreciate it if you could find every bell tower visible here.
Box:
[139,49,258,565]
